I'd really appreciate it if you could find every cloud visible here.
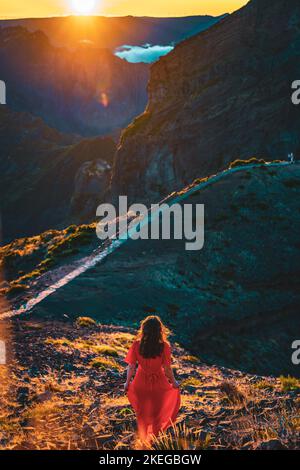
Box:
[115,44,174,63]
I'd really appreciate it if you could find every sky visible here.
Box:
[0,0,248,19]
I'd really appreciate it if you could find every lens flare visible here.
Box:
[72,0,96,15]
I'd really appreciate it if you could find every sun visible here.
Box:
[72,0,97,15]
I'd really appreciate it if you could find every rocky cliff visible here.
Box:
[0,107,115,242]
[112,0,300,201]
[0,26,149,136]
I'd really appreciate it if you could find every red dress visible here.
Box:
[125,341,181,441]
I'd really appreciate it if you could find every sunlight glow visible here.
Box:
[71,0,97,15]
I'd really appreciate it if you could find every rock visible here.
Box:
[255,439,289,451]
[0,106,116,242]
[63,363,75,373]
[36,391,53,403]
[16,387,30,406]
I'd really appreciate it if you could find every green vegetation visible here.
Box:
[5,282,28,297]
[76,317,97,328]
[93,345,119,357]
[151,423,211,450]
[0,222,97,297]
[45,338,72,347]
[229,157,267,169]
[220,381,246,404]
[181,377,202,389]
[182,355,201,364]
[279,376,300,392]
[254,380,276,391]
[89,356,120,371]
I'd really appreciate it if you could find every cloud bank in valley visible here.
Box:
[115,44,174,63]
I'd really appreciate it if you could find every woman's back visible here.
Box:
[129,340,171,373]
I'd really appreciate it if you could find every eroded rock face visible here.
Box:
[0,107,116,242]
[112,0,300,201]
[0,27,149,136]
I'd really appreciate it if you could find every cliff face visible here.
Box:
[112,0,300,201]
[0,107,115,242]
[0,27,149,137]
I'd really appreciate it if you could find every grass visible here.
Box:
[181,377,202,389]
[229,157,267,169]
[45,338,72,347]
[182,355,201,364]
[76,317,97,328]
[5,282,28,296]
[90,356,121,371]
[1,323,300,451]
[254,379,276,391]
[93,345,119,357]
[227,403,300,449]
[220,381,246,404]
[279,376,300,392]
[150,423,211,451]
[0,223,97,297]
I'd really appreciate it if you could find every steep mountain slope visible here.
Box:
[112,0,300,201]
[0,27,149,136]
[0,15,226,51]
[0,107,115,242]
[2,162,300,376]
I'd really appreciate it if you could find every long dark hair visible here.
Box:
[138,315,167,359]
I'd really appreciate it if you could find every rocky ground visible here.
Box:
[0,318,299,450]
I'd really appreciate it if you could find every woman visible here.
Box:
[124,316,180,442]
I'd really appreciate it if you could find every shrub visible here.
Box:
[76,317,97,328]
[229,157,267,169]
[182,355,201,364]
[5,283,28,297]
[279,376,300,392]
[45,338,72,347]
[94,345,119,357]
[90,356,120,371]
[150,423,211,451]
[118,407,133,417]
[254,380,276,391]
[181,377,202,389]
[220,381,246,404]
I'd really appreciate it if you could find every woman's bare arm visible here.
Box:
[163,365,179,388]
[124,364,136,392]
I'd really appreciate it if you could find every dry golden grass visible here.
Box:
[0,321,299,451]
[150,423,211,451]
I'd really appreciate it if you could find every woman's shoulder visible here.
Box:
[163,341,171,351]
